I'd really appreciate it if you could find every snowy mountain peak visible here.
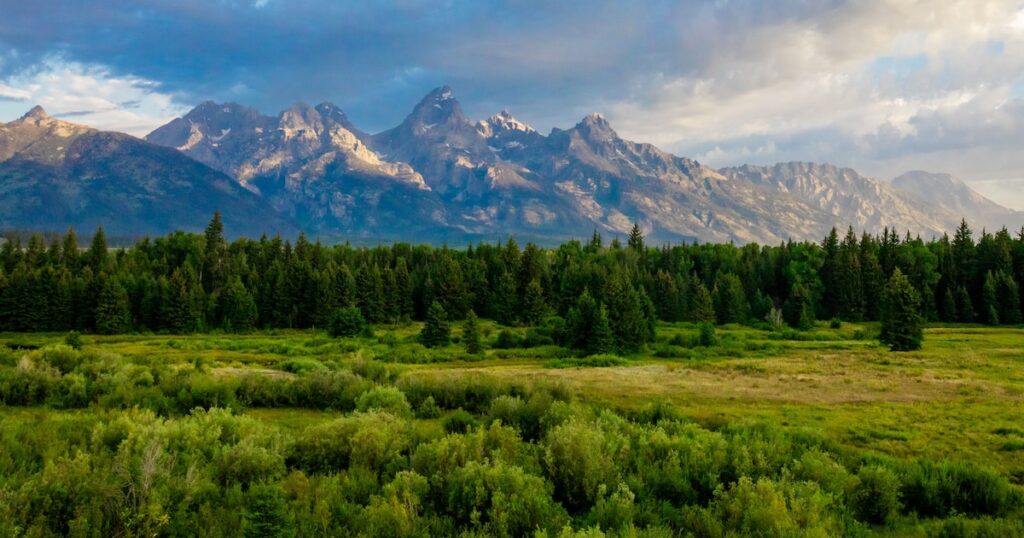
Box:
[487,109,536,133]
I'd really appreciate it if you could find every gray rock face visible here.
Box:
[891,170,1024,231]
[0,108,294,237]
[140,87,1024,242]
[721,162,966,239]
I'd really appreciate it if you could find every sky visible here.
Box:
[2,0,1024,208]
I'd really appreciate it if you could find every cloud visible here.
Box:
[0,0,1022,200]
[0,57,187,136]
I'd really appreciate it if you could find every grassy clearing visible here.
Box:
[2,322,1023,536]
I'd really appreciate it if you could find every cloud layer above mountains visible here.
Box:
[1,0,1022,208]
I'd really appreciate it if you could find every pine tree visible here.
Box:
[627,223,644,252]
[955,286,975,323]
[713,273,748,324]
[221,277,257,332]
[420,300,450,348]
[784,283,815,330]
[652,270,682,321]
[605,276,650,352]
[952,219,976,291]
[688,277,716,323]
[202,212,227,294]
[563,289,614,355]
[941,288,958,323]
[463,309,482,354]
[860,233,885,320]
[493,272,519,326]
[585,229,603,253]
[996,270,1022,324]
[164,266,204,333]
[87,226,108,271]
[61,227,79,270]
[838,227,864,320]
[328,305,367,338]
[334,264,357,308]
[520,279,547,325]
[356,265,385,324]
[983,272,1000,325]
[880,268,923,351]
[393,257,414,321]
[589,304,615,355]
[433,254,469,319]
[818,227,842,319]
[95,277,131,334]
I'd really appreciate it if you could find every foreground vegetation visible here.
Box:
[1,322,1022,537]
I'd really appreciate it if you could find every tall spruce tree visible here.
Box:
[420,300,451,348]
[784,283,815,330]
[563,289,614,355]
[520,279,547,326]
[463,309,482,354]
[627,223,645,252]
[95,277,131,335]
[87,226,108,271]
[982,272,1000,325]
[880,268,923,351]
[688,277,716,323]
[202,212,227,294]
[713,273,748,324]
[221,277,258,332]
[606,277,649,352]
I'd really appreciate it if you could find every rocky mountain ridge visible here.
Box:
[1,87,1016,243]
[0,107,294,237]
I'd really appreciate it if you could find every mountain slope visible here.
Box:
[891,171,1024,231]
[146,100,456,239]
[0,107,293,237]
[131,87,1018,244]
[721,162,963,238]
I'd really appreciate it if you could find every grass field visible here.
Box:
[2,322,1022,536]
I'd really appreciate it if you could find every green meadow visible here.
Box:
[1,322,1021,536]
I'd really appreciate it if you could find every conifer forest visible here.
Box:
[1,215,1023,537]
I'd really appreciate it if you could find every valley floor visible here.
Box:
[2,323,1022,536]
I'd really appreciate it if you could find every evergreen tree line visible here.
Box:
[1,215,1022,340]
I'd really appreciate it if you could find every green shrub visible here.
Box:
[493,329,521,349]
[64,331,83,350]
[414,395,441,419]
[900,460,1014,518]
[289,411,410,474]
[356,386,413,417]
[442,409,477,434]
[543,419,624,512]
[685,476,842,536]
[851,464,902,525]
[444,461,569,537]
[545,355,627,368]
[277,357,326,374]
[698,323,717,347]
[328,306,368,338]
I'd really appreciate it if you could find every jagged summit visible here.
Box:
[121,88,1024,243]
[19,105,49,121]
[478,109,536,137]
[570,112,618,144]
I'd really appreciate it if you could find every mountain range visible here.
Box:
[2,87,1021,243]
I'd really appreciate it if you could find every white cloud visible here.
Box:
[0,57,187,136]
[596,0,1024,193]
